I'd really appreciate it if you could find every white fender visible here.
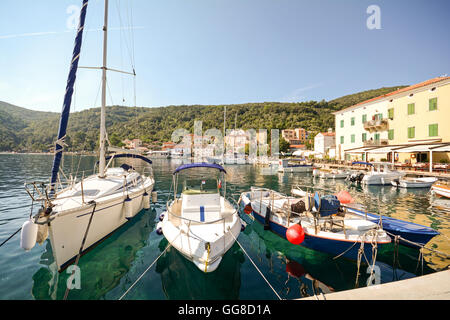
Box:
[151,191,157,203]
[124,197,133,219]
[20,219,38,251]
[142,192,150,209]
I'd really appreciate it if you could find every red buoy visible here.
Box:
[335,190,354,204]
[243,204,253,215]
[286,224,305,245]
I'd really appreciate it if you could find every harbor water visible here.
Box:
[0,153,449,300]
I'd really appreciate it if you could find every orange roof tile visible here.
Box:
[338,76,450,113]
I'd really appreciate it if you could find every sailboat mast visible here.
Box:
[99,0,109,177]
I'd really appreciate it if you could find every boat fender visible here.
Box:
[243,204,253,214]
[241,224,245,232]
[142,192,150,209]
[286,224,305,245]
[156,222,163,235]
[159,213,165,221]
[20,219,39,251]
[124,196,133,220]
[264,206,271,230]
[151,191,158,203]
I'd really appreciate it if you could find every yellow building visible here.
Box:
[334,76,450,167]
[388,77,450,163]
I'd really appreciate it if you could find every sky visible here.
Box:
[0,0,449,113]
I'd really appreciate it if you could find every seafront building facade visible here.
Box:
[333,76,450,164]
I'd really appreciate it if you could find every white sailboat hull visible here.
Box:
[44,171,154,271]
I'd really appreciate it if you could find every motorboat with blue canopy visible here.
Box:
[157,163,241,272]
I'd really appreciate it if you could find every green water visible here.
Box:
[0,154,449,300]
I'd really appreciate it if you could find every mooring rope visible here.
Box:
[230,231,283,300]
[118,241,172,300]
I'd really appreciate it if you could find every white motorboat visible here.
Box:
[157,163,241,272]
[391,177,438,188]
[313,168,350,179]
[361,162,405,185]
[278,158,314,173]
[431,181,450,198]
[20,0,155,271]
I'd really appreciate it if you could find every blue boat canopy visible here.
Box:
[96,153,152,165]
[173,162,227,174]
[352,161,373,166]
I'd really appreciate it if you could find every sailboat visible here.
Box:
[20,0,155,271]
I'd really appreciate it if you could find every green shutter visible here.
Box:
[351,134,355,143]
[351,117,355,126]
[429,98,437,111]
[408,127,415,139]
[362,114,367,123]
[407,103,415,115]
[374,133,380,141]
[429,124,438,137]
[340,120,344,128]
[388,108,394,120]
[362,133,367,142]
[388,129,394,140]
[340,136,344,144]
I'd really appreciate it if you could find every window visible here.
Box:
[374,133,380,141]
[375,113,383,120]
[388,129,394,140]
[429,98,437,111]
[340,120,344,128]
[340,136,344,144]
[388,108,394,120]
[408,127,415,139]
[351,117,355,126]
[351,134,355,143]
[429,124,438,137]
[362,133,367,142]
[362,114,367,123]
[407,103,415,115]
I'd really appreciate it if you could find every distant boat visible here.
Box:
[240,187,391,262]
[361,162,405,185]
[147,150,171,159]
[391,177,438,188]
[431,182,450,198]
[157,163,241,272]
[278,158,314,173]
[21,0,155,271]
[313,168,350,179]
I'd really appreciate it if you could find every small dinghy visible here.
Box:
[313,168,350,179]
[240,188,391,262]
[391,177,438,188]
[291,187,439,248]
[431,181,450,199]
[158,163,241,272]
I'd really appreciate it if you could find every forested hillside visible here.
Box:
[0,85,405,152]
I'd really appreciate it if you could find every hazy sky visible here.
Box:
[0,0,449,112]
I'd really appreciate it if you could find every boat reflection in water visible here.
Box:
[155,239,244,300]
[31,208,157,300]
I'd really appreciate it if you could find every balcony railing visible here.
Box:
[363,119,389,132]
[363,139,389,147]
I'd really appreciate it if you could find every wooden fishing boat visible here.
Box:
[431,181,450,198]
[240,188,391,262]
[291,187,439,248]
